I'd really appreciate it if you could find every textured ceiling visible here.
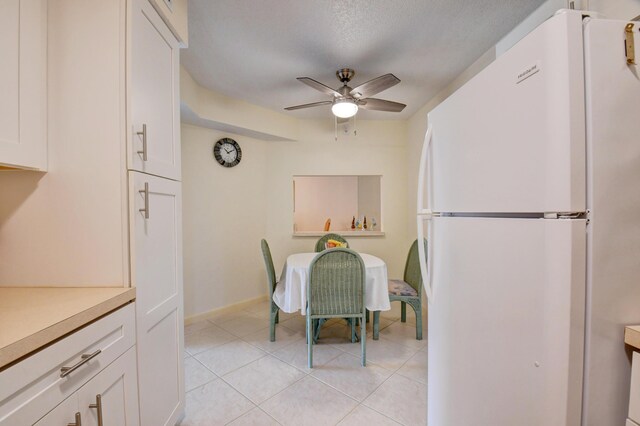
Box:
[181,0,547,120]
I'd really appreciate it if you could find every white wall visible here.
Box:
[181,124,269,317]
[358,176,381,230]
[293,176,358,232]
[589,0,640,19]
[264,119,409,285]
[181,114,410,318]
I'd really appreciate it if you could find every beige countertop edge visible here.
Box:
[0,288,136,369]
[625,326,640,351]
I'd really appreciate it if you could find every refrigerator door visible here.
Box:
[427,11,585,214]
[427,216,585,426]
[582,18,640,426]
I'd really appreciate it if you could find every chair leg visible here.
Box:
[373,311,380,340]
[275,309,279,324]
[410,300,423,340]
[405,299,422,340]
[361,314,366,367]
[307,315,313,368]
[269,310,276,342]
[401,301,407,322]
[313,319,324,343]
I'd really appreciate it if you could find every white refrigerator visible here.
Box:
[417,10,640,426]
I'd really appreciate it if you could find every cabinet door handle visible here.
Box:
[60,349,101,378]
[139,182,150,219]
[67,412,82,426]
[89,394,103,426]
[136,123,148,161]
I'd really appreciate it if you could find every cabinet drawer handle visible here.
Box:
[60,349,101,378]
[67,412,82,426]
[137,123,148,161]
[139,182,150,219]
[89,394,103,426]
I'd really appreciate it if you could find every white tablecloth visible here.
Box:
[273,252,391,314]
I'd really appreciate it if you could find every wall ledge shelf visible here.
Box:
[293,231,385,237]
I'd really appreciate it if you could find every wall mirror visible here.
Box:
[293,175,383,235]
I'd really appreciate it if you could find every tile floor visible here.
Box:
[180,300,428,425]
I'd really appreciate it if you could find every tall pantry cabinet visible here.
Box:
[0,0,186,424]
[130,1,184,424]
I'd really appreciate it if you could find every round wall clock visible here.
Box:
[213,137,242,168]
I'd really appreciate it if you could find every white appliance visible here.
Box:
[417,10,640,426]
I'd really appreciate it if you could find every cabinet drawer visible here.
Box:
[0,302,135,425]
[630,352,640,424]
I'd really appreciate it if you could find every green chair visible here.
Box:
[307,248,366,368]
[260,239,280,342]
[314,233,349,252]
[373,239,426,340]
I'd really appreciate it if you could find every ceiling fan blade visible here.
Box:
[297,77,341,97]
[358,98,406,112]
[349,74,400,99]
[284,100,333,111]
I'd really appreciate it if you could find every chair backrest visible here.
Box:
[314,233,349,252]
[307,248,365,316]
[260,239,277,296]
[404,239,427,296]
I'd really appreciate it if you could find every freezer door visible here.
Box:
[427,11,585,213]
[427,217,585,426]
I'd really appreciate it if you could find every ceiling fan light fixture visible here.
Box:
[331,99,358,118]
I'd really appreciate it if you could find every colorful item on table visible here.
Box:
[325,239,347,249]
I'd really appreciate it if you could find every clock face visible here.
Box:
[213,138,242,167]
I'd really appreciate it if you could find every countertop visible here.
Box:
[0,287,136,369]
[625,326,640,350]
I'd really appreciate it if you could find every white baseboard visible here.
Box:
[184,295,269,325]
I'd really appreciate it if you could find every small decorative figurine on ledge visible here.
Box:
[363,216,368,230]
[351,216,356,230]
[371,217,377,230]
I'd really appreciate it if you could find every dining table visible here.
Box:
[272,252,391,314]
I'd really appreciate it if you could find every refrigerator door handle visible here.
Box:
[417,124,433,215]
[417,124,434,302]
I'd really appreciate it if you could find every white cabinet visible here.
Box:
[34,348,139,426]
[629,352,640,424]
[130,171,184,425]
[0,0,185,423]
[130,0,181,181]
[148,0,188,46]
[0,0,47,170]
[78,347,140,426]
[0,304,137,426]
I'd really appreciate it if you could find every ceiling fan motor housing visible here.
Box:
[336,68,355,84]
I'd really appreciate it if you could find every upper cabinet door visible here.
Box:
[148,0,188,47]
[130,0,181,181]
[0,0,47,171]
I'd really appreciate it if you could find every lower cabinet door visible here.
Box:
[79,347,139,426]
[129,171,184,425]
[34,395,79,426]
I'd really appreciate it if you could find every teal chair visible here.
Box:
[260,239,280,342]
[314,233,349,252]
[307,248,366,368]
[373,239,426,340]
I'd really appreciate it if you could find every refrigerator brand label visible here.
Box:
[516,61,540,84]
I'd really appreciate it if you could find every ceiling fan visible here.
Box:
[284,68,406,118]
